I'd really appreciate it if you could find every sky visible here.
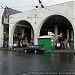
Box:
[0,0,73,17]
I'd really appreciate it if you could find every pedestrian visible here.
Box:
[56,41,61,50]
[13,42,17,50]
[20,42,22,47]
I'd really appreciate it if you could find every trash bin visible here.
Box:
[38,35,55,52]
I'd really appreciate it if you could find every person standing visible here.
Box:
[58,33,64,49]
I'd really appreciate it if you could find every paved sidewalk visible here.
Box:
[0,47,75,55]
[49,49,75,53]
[0,47,23,51]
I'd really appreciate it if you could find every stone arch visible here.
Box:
[38,14,74,49]
[11,20,34,34]
[9,20,34,47]
[38,14,74,36]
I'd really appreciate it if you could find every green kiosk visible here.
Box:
[38,35,55,53]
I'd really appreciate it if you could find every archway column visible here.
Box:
[74,26,75,52]
[34,29,39,45]
[73,16,75,50]
[71,30,73,41]
[9,24,14,48]
[31,28,34,39]
[9,30,13,47]
[22,28,24,38]
[67,29,69,39]
[0,19,3,47]
[54,25,58,39]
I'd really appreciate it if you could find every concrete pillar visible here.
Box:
[34,30,39,45]
[71,30,74,41]
[74,30,75,50]
[54,25,58,38]
[31,28,34,39]
[9,29,13,47]
[34,35,38,45]
[0,19,3,47]
[9,24,15,47]
[67,29,69,39]
[22,28,24,38]
[74,17,75,50]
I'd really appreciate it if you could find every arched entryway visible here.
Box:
[40,15,74,49]
[9,20,34,47]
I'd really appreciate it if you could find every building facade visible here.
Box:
[0,1,75,50]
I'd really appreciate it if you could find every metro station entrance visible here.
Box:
[13,20,34,47]
[40,15,74,49]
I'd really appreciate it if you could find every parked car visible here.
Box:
[23,45,45,53]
